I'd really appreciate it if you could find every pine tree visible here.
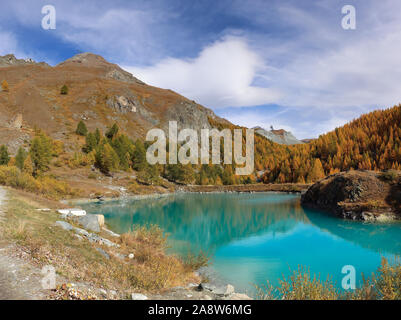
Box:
[0,145,10,165]
[105,123,119,140]
[15,147,28,170]
[307,159,325,182]
[83,132,98,153]
[23,154,34,175]
[30,133,53,176]
[132,139,147,171]
[75,120,88,136]
[60,85,68,95]
[95,143,119,174]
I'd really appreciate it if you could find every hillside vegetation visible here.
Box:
[262,105,401,183]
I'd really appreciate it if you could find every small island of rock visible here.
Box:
[301,170,401,222]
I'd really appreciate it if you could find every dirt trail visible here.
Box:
[0,187,46,300]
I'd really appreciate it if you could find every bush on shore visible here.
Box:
[256,258,401,300]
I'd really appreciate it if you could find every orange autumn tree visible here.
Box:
[263,104,401,183]
[1,80,9,92]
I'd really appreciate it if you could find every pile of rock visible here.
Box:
[55,207,121,251]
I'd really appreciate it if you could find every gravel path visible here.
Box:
[0,187,46,300]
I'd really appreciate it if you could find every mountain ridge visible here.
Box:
[0,52,230,153]
[253,126,304,145]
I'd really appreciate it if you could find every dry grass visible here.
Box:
[256,258,401,300]
[1,192,199,295]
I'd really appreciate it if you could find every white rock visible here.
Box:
[131,293,148,300]
[99,289,107,297]
[70,209,87,217]
[74,234,83,241]
[203,295,212,300]
[229,293,252,300]
[57,208,86,217]
[128,253,134,259]
[226,284,235,295]
[55,221,74,231]
[103,227,120,238]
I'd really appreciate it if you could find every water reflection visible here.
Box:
[83,193,308,254]
[305,209,401,256]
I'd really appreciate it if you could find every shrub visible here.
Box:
[15,147,28,170]
[379,170,398,183]
[75,120,88,136]
[1,80,9,92]
[60,85,68,95]
[0,145,10,165]
[256,258,401,300]
[181,251,210,271]
[0,165,78,199]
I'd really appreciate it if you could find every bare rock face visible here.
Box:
[253,126,304,145]
[301,170,400,221]
[10,114,23,129]
[106,69,145,85]
[106,95,138,114]
[0,54,48,68]
[165,101,214,132]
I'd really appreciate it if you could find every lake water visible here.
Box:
[82,193,401,296]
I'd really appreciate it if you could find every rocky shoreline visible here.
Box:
[301,170,401,222]
[65,183,310,206]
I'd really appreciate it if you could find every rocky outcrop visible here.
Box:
[253,126,304,145]
[301,170,401,221]
[0,54,48,68]
[106,95,138,114]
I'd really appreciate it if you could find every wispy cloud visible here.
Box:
[126,37,281,108]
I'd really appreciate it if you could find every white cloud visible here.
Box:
[0,29,18,55]
[126,38,281,108]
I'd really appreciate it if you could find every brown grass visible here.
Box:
[256,258,401,300]
[1,192,199,295]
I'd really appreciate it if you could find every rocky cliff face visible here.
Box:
[301,170,401,221]
[253,127,304,145]
[0,53,229,153]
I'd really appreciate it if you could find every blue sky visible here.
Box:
[1,0,400,139]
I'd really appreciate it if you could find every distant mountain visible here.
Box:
[253,126,304,145]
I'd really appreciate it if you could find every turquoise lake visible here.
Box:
[82,193,401,296]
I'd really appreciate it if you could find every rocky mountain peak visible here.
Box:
[0,54,38,67]
[253,126,304,145]
[57,52,144,85]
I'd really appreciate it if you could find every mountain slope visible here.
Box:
[0,53,229,153]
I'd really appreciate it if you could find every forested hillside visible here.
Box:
[262,105,401,183]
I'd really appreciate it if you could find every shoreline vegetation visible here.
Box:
[256,258,401,300]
